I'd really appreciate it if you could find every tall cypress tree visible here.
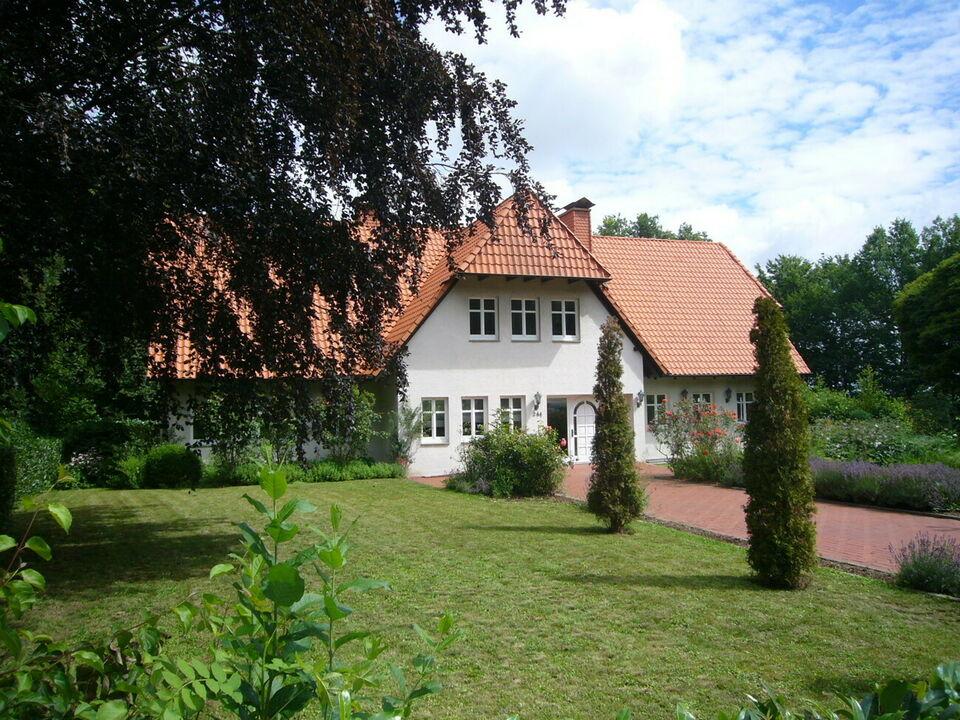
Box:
[744,297,817,588]
[587,318,646,532]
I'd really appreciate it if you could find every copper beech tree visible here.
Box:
[0,1,563,417]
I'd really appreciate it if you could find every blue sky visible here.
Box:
[426,0,960,266]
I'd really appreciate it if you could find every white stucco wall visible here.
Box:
[641,376,756,461]
[402,276,646,476]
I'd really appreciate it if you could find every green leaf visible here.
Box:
[263,563,305,606]
[242,493,272,517]
[276,498,316,522]
[25,536,51,561]
[95,700,128,720]
[19,568,45,590]
[617,710,634,720]
[336,577,390,594]
[74,650,105,673]
[323,593,352,621]
[0,535,16,553]
[259,467,288,500]
[173,602,198,631]
[209,563,234,579]
[330,504,343,531]
[47,503,72,534]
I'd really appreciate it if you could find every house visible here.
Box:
[165,193,809,477]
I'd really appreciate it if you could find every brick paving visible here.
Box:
[412,463,960,573]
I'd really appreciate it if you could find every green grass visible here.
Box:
[15,480,960,719]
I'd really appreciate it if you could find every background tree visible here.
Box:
[597,213,711,241]
[743,297,817,589]
[0,0,561,429]
[894,252,960,399]
[757,214,960,395]
[587,318,645,532]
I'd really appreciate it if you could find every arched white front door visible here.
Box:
[572,401,597,463]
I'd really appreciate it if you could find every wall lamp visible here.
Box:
[725,387,733,403]
[680,388,688,400]
[635,392,644,408]
[533,392,542,413]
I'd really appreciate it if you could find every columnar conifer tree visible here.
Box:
[587,318,646,532]
[744,297,817,588]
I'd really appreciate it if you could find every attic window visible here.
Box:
[468,298,497,340]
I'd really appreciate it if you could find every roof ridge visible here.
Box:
[592,234,724,246]
[715,241,773,300]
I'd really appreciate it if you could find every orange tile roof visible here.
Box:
[451,195,610,280]
[157,195,808,379]
[590,235,810,376]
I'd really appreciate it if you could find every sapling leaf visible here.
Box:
[276,498,316,522]
[259,467,288,500]
[330,504,342,531]
[173,602,198,631]
[242,493,272,518]
[25,536,51,561]
[264,563,305,606]
[0,534,16,553]
[95,699,128,720]
[209,563,234,579]
[336,577,390,594]
[20,568,45,590]
[322,593,352,621]
[47,503,72,533]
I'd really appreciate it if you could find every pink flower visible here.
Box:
[559,438,568,449]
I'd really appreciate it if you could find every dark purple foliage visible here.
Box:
[810,457,960,512]
[891,533,960,597]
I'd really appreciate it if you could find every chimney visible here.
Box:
[558,197,595,251]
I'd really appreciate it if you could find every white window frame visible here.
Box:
[736,392,754,423]
[550,299,579,341]
[509,298,539,341]
[420,398,448,445]
[645,394,667,427]
[692,392,712,409]
[499,396,525,431]
[468,297,498,341]
[461,397,487,437]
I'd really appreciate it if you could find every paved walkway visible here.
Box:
[413,464,960,573]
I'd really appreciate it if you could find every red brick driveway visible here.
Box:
[414,464,960,573]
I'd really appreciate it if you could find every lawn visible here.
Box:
[15,479,960,719]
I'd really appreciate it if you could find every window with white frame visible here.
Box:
[499,396,524,431]
[468,298,497,339]
[420,398,447,443]
[736,392,754,423]
[461,397,487,437]
[645,394,667,426]
[692,392,712,409]
[510,299,538,340]
[550,299,578,340]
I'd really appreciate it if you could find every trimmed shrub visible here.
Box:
[8,422,61,497]
[811,457,960,512]
[587,318,645,531]
[447,421,565,498]
[892,533,960,597]
[0,444,15,531]
[743,297,817,589]
[142,444,202,489]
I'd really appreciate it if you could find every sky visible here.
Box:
[425,0,960,267]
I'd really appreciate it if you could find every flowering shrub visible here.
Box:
[892,533,960,597]
[811,457,960,513]
[447,418,566,498]
[650,399,742,485]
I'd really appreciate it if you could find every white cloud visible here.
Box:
[425,0,960,265]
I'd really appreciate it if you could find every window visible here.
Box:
[421,398,447,443]
[550,299,578,340]
[468,298,497,339]
[692,392,712,409]
[461,397,487,437]
[645,394,667,426]
[510,299,538,340]
[736,392,754,423]
[500,396,524,431]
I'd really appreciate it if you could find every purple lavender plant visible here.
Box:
[891,533,960,597]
